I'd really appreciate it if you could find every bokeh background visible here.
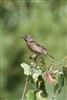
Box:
[0,0,67,100]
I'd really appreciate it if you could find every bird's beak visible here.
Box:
[18,36,25,39]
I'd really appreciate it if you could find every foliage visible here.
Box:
[21,55,67,100]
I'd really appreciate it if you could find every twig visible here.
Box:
[21,78,28,100]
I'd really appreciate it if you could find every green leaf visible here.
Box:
[20,63,31,75]
[26,90,36,100]
[63,67,67,84]
[58,74,64,87]
[36,91,48,100]
[58,73,64,93]
[54,83,58,93]
[54,73,64,94]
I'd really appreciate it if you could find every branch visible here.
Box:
[21,78,28,100]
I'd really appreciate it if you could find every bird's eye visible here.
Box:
[26,36,28,38]
[26,36,30,38]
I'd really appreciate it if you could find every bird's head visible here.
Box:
[20,35,34,42]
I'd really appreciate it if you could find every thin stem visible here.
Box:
[21,78,28,100]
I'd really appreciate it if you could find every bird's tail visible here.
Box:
[47,53,54,59]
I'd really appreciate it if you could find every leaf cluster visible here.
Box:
[21,55,67,100]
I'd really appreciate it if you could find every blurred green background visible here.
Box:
[0,0,67,100]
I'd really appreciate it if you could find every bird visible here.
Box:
[20,35,54,59]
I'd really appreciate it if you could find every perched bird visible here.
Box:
[20,35,54,59]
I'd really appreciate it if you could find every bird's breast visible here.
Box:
[27,42,46,54]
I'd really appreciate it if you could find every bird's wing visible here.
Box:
[35,42,48,51]
[30,40,48,51]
